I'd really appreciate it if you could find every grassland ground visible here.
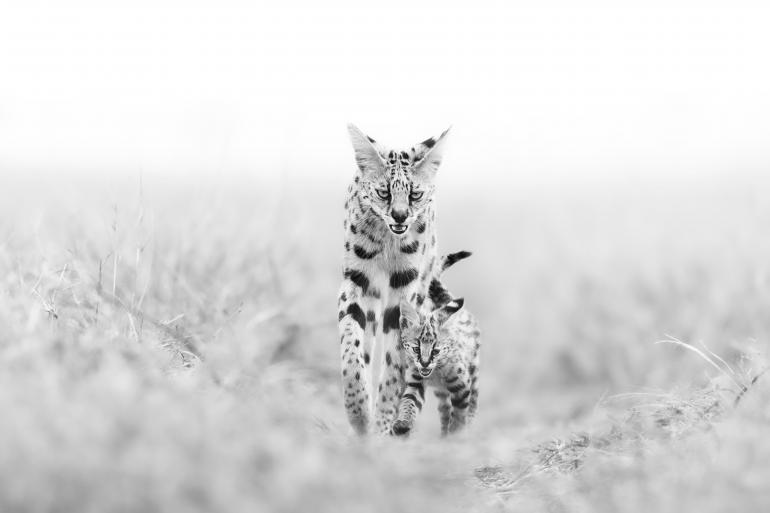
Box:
[1,174,769,512]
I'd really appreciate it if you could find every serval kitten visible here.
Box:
[338,124,451,435]
[393,296,481,437]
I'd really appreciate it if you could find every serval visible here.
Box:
[393,296,481,437]
[338,124,452,435]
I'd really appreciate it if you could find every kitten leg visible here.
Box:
[434,390,452,436]
[447,367,471,433]
[391,368,425,437]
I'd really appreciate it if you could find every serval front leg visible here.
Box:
[375,266,428,434]
[338,278,377,435]
[374,298,405,434]
[391,367,425,437]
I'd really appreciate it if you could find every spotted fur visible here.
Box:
[338,124,451,435]
[392,297,481,437]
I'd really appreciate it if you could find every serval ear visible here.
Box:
[399,298,420,329]
[347,124,385,177]
[414,127,450,177]
[435,297,464,325]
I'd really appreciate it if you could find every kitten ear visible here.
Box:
[348,124,385,177]
[435,297,464,325]
[414,127,450,177]
[399,298,420,329]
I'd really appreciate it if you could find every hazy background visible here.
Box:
[2,2,770,512]
[2,0,769,186]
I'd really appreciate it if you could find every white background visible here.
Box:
[2,1,769,185]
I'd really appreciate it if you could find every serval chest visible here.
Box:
[344,190,437,307]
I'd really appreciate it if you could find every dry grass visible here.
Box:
[1,174,770,512]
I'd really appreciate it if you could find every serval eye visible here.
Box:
[431,348,440,356]
[410,191,424,201]
[412,347,419,354]
[376,189,390,200]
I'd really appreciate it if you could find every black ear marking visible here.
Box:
[413,127,450,174]
[434,297,464,325]
[445,297,465,314]
[429,278,452,306]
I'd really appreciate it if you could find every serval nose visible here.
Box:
[390,209,408,224]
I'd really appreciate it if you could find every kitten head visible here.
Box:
[399,297,464,378]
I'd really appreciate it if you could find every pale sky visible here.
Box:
[1,1,769,185]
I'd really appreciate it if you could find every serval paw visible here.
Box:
[391,419,413,437]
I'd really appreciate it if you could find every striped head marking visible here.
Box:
[347,124,450,237]
[399,297,464,377]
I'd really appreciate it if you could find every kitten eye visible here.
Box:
[376,189,390,200]
[410,191,424,201]
[412,347,419,354]
[431,348,440,357]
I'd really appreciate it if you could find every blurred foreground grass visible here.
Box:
[1,174,770,512]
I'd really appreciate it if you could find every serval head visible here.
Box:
[347,124,450,237]
[399,297,464,378]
